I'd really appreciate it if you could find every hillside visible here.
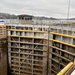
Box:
[0,12,17,19]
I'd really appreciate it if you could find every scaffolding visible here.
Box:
[49,23,75,75]
[6,22,75,75]
[7,24,48,75]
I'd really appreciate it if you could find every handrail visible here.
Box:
[57,62,73,75]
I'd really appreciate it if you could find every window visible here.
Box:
[22,17,24,20]
[25,18,28,20]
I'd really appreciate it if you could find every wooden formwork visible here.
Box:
[49,27,75,75]
[7,25,48,75]
[7,23,75,75]
[0,25,6,39]
[0,25,7,75]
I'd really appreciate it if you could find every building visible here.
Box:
[17,14,61,25]
[17,15,33,24]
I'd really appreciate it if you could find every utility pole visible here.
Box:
[67,0,71,20]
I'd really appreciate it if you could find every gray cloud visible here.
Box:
[0,0,75,18]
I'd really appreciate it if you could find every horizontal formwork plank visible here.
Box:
[9,51,47,57]
[51,64,58,69]
[50,45,75,56]
[11,56,46,62]
[50,52,71,62]
[11,72,19,75]
[50,32,75,39]
[9,41,47,46]
[11,68,32,74]
[51,69,57,74]
[11,65,45,72]
[8,46,47,51]
[7,29,47,33]
[8,35,47,40]
[11,60,45,67]
[11,65,33,70]
[50,39,75,47]
[49,58,65,67]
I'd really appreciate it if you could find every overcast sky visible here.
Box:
[0,0,75,18]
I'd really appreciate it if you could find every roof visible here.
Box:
[17,14,33,17]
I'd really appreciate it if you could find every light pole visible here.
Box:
[67,0,71,20]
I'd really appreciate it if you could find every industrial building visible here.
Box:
[6,20,75,75]
[0,24,7,75]
[17,15,33,24]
